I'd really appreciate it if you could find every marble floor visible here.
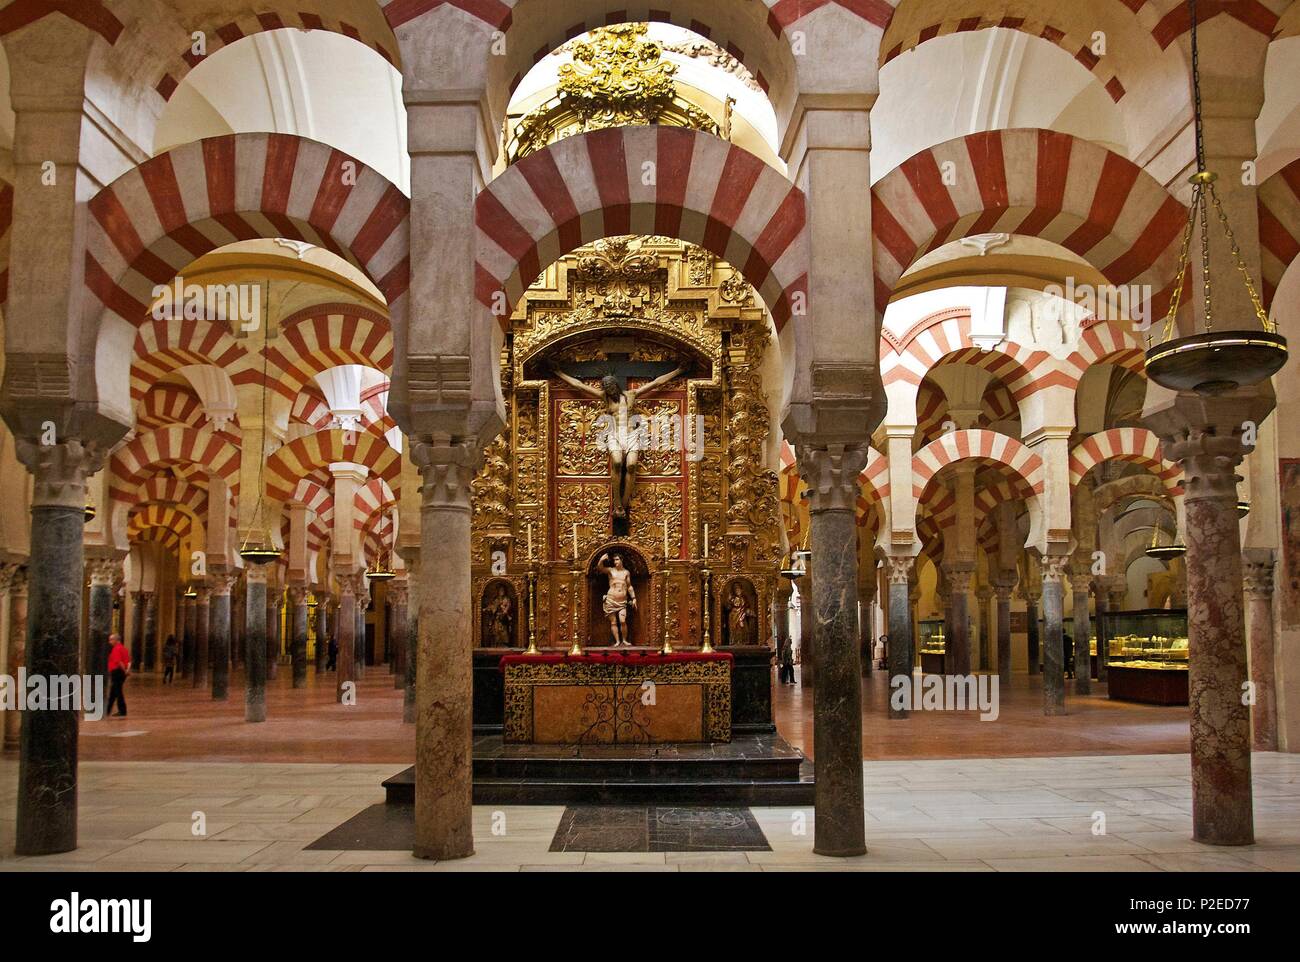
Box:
[1,752,1297,871]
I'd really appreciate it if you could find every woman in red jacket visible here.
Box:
[106,633,130,717]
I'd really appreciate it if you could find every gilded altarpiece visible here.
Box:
[469,236,781,651]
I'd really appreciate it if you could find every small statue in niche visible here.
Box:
[485,584,515,648]
[726,582,756,647]
[597,552,637,646]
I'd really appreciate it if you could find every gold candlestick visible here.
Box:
[700,565,714,654]
[524,565,539,655]
[660,564,674,655]
[568,567,583,656]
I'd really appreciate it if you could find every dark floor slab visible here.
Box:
[549,805,770,853]
[305,803,413,851]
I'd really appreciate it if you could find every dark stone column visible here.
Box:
[801,444,868,857]
[244,567,268,722]
[209,573,234,700]
[1071,564,1092,694]
[183,591,197,678]
[412,441,476,860]
[231,582,244,667]
[1041,555,1067,715]
[3,567,28,753]
[857,576,874,675]
[14,439,105,855]
[315,597,329,673]
[390,583,409,690]
[976,585,993,672]
[337,576,358,702]
[1025,596,1040,674]
[944,563,973,676]
[355,582,368,676]
[130,590,144,667]
[265,587,280,681]
[193,588,210,689]
[1094,579,1111,684]
[995,580,1013,689]
[1243,552,1277,751]
[797,572,813,687]
[288,585,308,689]
[403,562,418,725]
[886,556,914,719]
[142,591,157,671]
[87,558,118,685]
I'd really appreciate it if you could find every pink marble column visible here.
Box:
[1242,551,1277,752]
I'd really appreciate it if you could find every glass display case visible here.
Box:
[1102,608,1189,705]
[918,619,945,674]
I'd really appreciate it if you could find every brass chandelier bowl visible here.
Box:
[1145,543,1187,561]
[364,565,396,582]
[238,542,282,565]
[1144,329,1287,396]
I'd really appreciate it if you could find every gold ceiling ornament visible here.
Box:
[508,23,723,163]
[576,236,659,318]
[1144,0,1286,395]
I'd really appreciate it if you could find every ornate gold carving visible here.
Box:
[471,434,511,534]
[555,482,610,562]
[556,400,611,476]
[628,481,682,560]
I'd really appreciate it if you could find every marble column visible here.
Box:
[244,567,268,722]
[1041,555,1068,716]
[288,585,309,689]
[1071,564,1092,694]
[857,575,875,675]
[797,572,814,686]
[801,445,868,857]
[944,563,974,676]
[1094,579,1112,684]
[193,588,210,689]
[315,597,329,674]
[1242,552,1277,751]
[355,582,368,676]
[208,572,235,700]
[389,583,409,690]
[231,582,244,667]
[336,576,358,702]
[265,586,280,681]
[412,440,476,860]
[3,567,28,753]
[404,564,418,725]
[130,590,145,667]
[994,579,1013,689]
[142,591,158,671]
[14,439,103,855]
[87,559,118,684]
[976,584,993,672]
[887,556,914,719]
[181,591,196,678]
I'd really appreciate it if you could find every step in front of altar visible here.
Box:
[382,734,814,806]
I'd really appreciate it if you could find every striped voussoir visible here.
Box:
[0,0,123,43]
[132,317,250,402]
[110,425,242,503]
[767,0,894,32]
[267,303,394,398]
[475,126,807,329]
[153,9,400,100]
[1069,427,1181,495]
[137,384,208,431]
[85,133,409,335]
[871,129,1186,320]
[128,503,196,552]
[292,480,335,550]
[911,429,1045,500]
[134,475,211,521]
[291,393,338,431]
[354,478,398,534]
[382,0,511,31]
[1144,0,1281,50]
[264,427,400,502]
[880,15,1126,102]
[1259,158,1300,309]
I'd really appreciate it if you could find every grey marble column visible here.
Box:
[130,590,144,668]
[390,583,409,690]
[995,580,1013,689]
[355,584,368,676]
[857,575,875,675]
[1094,580,1111,685]
[315,597,329,673]
[801,444,868,857]
[1025,597,1040,674]
[244,568,268,721]
[1041,556,1068,716]
[797,572,814,687]
[181,591,196,678]
[976,584,993,672]
[3,567,28,753]
[142,591,158,671]
[1243,552,1277,752]
[404,565,418,725]
[337,577,358,702]
[288,585,309,689]
[14,439,104,855]
[87,559,118,684]
[1071,565,1092,695]
[208,573,234,700]
[265,587,280,681]
[886,556,914,720]
[412,440,476,860]
[193,588,210,689]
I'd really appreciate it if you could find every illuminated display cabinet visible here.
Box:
[918,619,946,675]
[1101,608,1189,705]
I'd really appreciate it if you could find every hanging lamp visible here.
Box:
[1144,0,1287,394]
[238,279,283,565]
[1145,524,1187,561]
[365,510,397,581]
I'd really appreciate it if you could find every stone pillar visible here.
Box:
[1041,555,1068,716]
[208,572,235,700]
[86,558,118,684]
[355,581,368,676]
[800,444,868,857]
[142,591,157,671]
[411,439,477,860]
[193,588,210,689]
[3,567,28,753]
[1148,393,1270,845]
[1071,564,1092,694]
[130,590,144,667]
[1094,579,1112,685]
[774,579,793,669]
[244,567,268,722]
[797,572,814,686]
[389,583,409,690]
[404,563,418,725]
[1242,552,1277,751]
[14,439,103,855]
[288,585,309,689]
[857,574,875,675]
[336,575,358,702]
[994,579,1014,689]
[315,597,329,673]
[181,590,196,678]
[265,583,280,681]
[1023,554,1042,675]
[887,556,914,719]
[976,584,993,672]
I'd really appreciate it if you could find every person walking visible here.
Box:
[107,633,130,717]
[162,634,178,684]
[326,635,338,671]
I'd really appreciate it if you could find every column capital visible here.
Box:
[286,584,309,606]
[388,582,410,607]
[1242,551,1275,599]
[244,565,269,586]
[1143,389,1274,502]
[993,582,1014,603]
[797,443,869,514]
[8,566,28,598]
[885,555,913,586]
[412,437,479,512]
[207,570,238,597]
[1041,555,1070,584]
[14,438,106,510]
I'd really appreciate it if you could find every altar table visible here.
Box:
[500,651,733,744]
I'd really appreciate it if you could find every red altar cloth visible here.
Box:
[499,651,733,670]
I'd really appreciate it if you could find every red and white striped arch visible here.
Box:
[134,475,211,522]
[137,384,207,432]
[911,429,1044,500]
[152,7,400,100]
[882,308,1054,398]
[85,133,409,338]
[475,126,807,328]
[1143,0,1283,49]
[110,425,242,503]
[127,503,196,553]
[1069,428,1181,495]
[132,317,250,402]
[1259,158,1300,309]
[265,427,401,503]
[292,480,335,551]
[0,0,123,43]
[871,129,1186,319]
[291,392,337,431]
[266,303,394,399]
[1064,317,1146,380]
